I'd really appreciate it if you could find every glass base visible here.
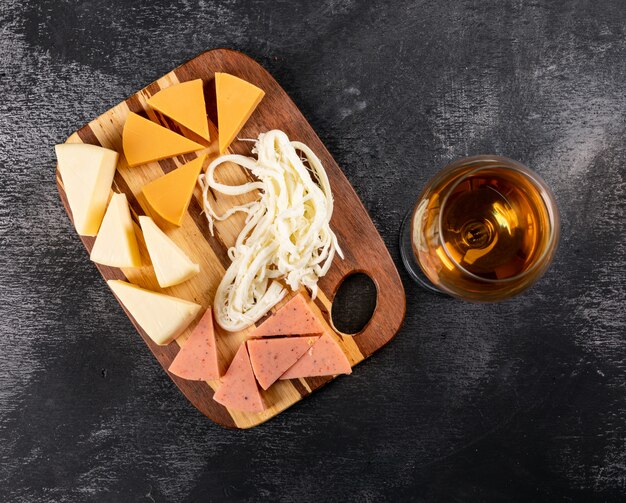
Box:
[399,210,448,295]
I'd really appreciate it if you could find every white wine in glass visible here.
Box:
[400,156,559,302]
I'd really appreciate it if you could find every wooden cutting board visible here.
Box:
[55,49,405,429]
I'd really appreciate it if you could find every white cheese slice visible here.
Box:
[90,193,141,268]
[55,143,118,236]
[107,280,202,345]
[139,216,200,288]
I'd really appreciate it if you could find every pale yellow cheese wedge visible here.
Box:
[142,154,206,226]
[90,193,141,268]
[139,215,200,288]
[122,112,204,167]
[215,73,265,153]
[147,80,210,142]
[55,143,118,236]
[107,280,202,345]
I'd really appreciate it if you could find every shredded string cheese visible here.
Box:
[199,130,343,332]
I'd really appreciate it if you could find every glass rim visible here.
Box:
[435,155,560,285]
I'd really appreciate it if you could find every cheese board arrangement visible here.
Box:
[55,49,405,428]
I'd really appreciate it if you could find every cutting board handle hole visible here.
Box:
[331,272,377,335]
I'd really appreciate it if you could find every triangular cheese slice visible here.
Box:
[90,193,141,268]
[169,308,220,381]
[122,112,204,167]
[215,73,265,153]
[213,343,265,413]
[55,143,118,236]
[280,333,352,379]
[139,216,199,287]
[249,294,324,338]
[147,80,210,142]
[247,336,319,390]
[142,154,206,226]
[107,280,202,346]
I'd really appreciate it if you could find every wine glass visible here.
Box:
[399,155,560,302]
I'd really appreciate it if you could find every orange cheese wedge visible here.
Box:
[249,294,324,338]
[122,112,204,167]
[280,332,352,379]
[213,343,265,413]
[215,72,265,153]
[142,154,206,226]
[169,308,220,381]
[247,337,319,390]
[147,80,210,142]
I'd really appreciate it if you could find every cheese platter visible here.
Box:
[55,49,405,428]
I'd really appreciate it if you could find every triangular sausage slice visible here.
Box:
[249,294,324,338]
[169,308,220,381]
[280,333,352,379]
[247,337,319,390]
[213,343,265,413]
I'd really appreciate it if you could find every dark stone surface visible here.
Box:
[1,0,625,501]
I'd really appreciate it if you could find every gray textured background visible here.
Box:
[1,0,625,501]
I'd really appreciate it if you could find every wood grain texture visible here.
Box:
[55,49,406,429]
[1,0,626,501]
